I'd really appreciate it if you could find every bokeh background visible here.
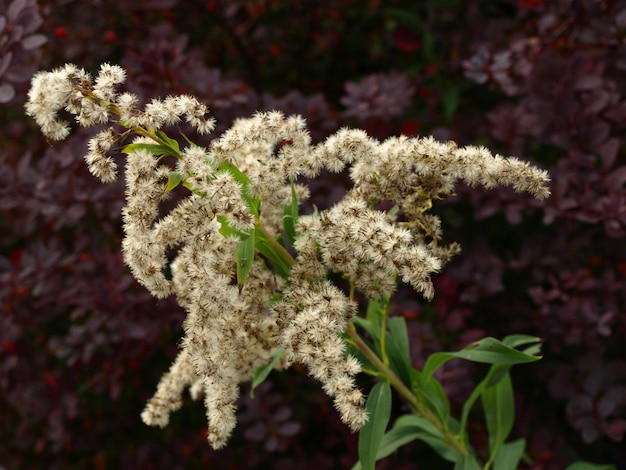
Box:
[1,0,625,468]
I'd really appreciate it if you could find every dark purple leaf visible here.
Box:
[0,83,15,102]
[273,406,291,422]
[277,422,301,437]
[567,394,594,415]
[244,422,267,442]
[607,166,626,191]
[21,33,46,50]
[598,138,619,170]
[615,8,626,28]
[597,388,623,418]
[604,420,626,442]
[124,322,147,339]
[0,52,12,76]
[138,0,178,8]
[603,100,626,123]
[580,418,600,444]
[7,0,28,22]
[574,75,603,91]
[582,89,612,114]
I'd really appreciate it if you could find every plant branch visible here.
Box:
[255,221,296,267]
[346,323,469,459]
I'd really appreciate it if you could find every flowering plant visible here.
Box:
[24,63,612,469]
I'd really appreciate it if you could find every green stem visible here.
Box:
[255,221,296,267]
[379,297,389,367]
[346,323,469,459]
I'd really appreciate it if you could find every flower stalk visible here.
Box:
[346,323,470,458]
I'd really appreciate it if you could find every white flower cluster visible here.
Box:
[25,64,551,449]
[25,63,215,183]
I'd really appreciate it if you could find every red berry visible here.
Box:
[104,30,118,44]
[3,341,16,354]
[54,26,67,38]
[270,44,282,57]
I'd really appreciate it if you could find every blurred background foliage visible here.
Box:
[1,0,625,468]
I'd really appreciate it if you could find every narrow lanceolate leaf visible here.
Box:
[501,334,541,349]
[385,317,412,387]
[165,172,183,193]
[459,364,510,440]
[250,348,285,398]
[218,162,260,217]
[254,226,292,279]
[493,438,526,470]
[410,369,451,425]
[282,178,299,245]
[236,230,255,289]
[365,298,384,344]
[388,414,460,463]
[217,215,247,239]
[453,454,482,470]
[565,462,617,470]
[422,337,542,382]
[122,142,175,156]
[358,381,392,470]
[481,372,514,463]
[502,334,543,357]
[155,130,180,154]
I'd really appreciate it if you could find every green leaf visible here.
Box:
[236,230,255,288]
[282,179,299,245]
[386,317,412,387]
[442,86,460,120]
[182,180,207,197]
[565,463,617,470]
[453,455,483,470]
[410,368,451,426]
[459,364,510,436]
[352,413,453,470]
[218,161,251,185]
[217,215,247,239]
[250,348,284,398]
[381,7,422,29]
[502,335,543,357]
[352,413,473,470]
[165,171,183,193]
[254,226,292,279]
[422,337,542,382]
[155,130,180,154]
[352,316,377,340]
[422,29,435,61]
[352,427,419,470]
[218,162,260,217]
[122,143,175,156]
[501,334,541,349]
[370,425,421,462]
[493,438,526,470]
[389,415,461,463]
[484,364,511,388]
[365,298,384,344]
[358,381,392,470]
[481,372,514,463]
